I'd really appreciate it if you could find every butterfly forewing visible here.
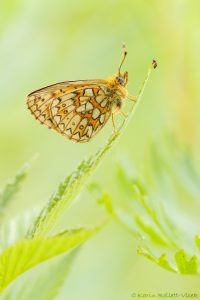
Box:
[27,81,112,143]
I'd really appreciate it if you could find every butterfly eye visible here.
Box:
[116,76,124,85]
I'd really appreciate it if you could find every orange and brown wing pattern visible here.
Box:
[26,82,75,130]
[27,81,112,142]
[50,85,111,142]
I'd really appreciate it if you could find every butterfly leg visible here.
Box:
[120,110,128,119]
[112,113,116,133]
[127,95,137,102]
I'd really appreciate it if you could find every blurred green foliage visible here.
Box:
[93,138,200,275]
[1,0,200,299]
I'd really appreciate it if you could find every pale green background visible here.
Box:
[0,0,200,299]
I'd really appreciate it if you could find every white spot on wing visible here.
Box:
[39,115,45,122]
[98,89,105,95]
[101,99,107,107]
[52,107,59,116]
[62,93,76,101]
[76,105,86,113]
[72,132,81,140]
[31,105,37,112]
[92,108,100,119]
[34,111,40,117]
[96,95,105,103]
[45,119,53,127]
[65,128,72,137]
[84,89,94,97]
[52,98,60,107]
[85,102,94,111]
[54,115,61,124]
[84,125,93,138]
[59,123,65,131]
[80,96,90,103]
[100,114,105,124]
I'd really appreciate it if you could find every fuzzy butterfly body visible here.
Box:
[27,47,136,143]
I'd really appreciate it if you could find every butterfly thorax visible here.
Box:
[105,76,128,113]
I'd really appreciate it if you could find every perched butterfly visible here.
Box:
[27,46,137,143]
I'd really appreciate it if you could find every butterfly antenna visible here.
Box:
[118,44,127,75]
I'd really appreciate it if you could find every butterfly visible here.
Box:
[26,45,137,143]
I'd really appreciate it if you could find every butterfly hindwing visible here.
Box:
[50,85,111,142]
[27,81,112,143]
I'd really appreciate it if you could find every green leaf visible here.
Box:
[158,254,176,273]
[0,210,39,252]
[137,247,158,263]
[134,215,169,246]
[89,183,114,215]
[175,250,198,274]
[195,235,200,251]
[137,248,176,273]
[0,163,30,211]
[1,250,78,300]
[0,227,97,292]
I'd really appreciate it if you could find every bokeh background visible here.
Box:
[1,0,200,299]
